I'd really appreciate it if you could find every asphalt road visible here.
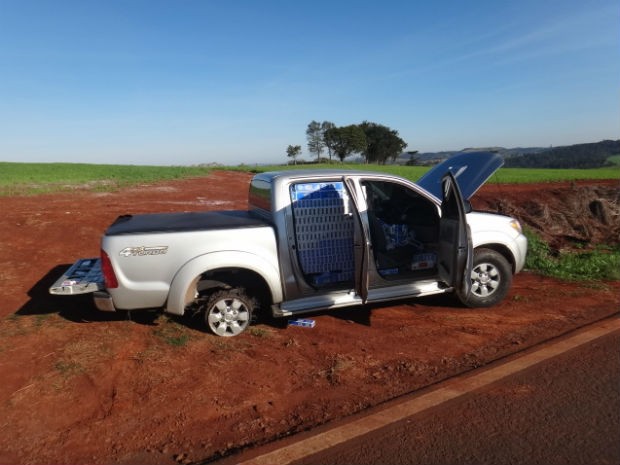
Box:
[223,317,620,465]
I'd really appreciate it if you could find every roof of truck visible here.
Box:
[252,152,503,201]
[252,169,387,183]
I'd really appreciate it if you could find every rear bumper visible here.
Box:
[94,291,117,312]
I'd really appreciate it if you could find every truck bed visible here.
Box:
[105,210,269,236]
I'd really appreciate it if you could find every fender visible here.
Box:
[165,250,283,315]
[471,230,526,273]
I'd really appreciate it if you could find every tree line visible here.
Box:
[287,120,408,165]
[503,140,620,169]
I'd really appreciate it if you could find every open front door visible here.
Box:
[345,177,370,303]
[438,173,473,298]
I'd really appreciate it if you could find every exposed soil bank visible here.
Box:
[0,172,618,465]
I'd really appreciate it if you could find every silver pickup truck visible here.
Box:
[50,152,527,337]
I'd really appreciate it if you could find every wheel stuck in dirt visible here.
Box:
[203,288,255,337]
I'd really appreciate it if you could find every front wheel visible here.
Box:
[204,289,255,337]
[460,248,512,308]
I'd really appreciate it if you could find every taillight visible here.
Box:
[101,249,118,289]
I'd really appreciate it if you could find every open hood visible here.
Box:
[416,151,504,200]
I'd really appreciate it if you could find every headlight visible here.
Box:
[509,219,522,234]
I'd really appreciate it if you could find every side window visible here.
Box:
[290,182,355,288]
[362,180,440,279]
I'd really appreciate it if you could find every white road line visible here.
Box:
[233,317,620,465]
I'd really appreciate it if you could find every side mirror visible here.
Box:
[464,199,472,213]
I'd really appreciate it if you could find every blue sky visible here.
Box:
[0,0,618,165]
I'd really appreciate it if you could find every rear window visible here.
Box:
[249,178,272,213]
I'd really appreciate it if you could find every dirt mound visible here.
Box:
[473,180,620,251]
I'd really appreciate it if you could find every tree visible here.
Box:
[359,121,408,164]
[324,125,367,162]
[405,151,420,166]
[306,121,325,162]
[321,121,336,162]
[286,144,302,165]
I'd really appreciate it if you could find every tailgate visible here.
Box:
[49,258,104,295]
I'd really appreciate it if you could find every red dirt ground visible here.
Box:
[0,172,618,465]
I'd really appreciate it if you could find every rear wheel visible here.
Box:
[461,248,512,308]
[204,288,255,337]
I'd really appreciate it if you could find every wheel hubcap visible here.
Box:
[207,298,249,337]
[471,262,500,297]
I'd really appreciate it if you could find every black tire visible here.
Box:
[203,288,255,337]
[461,248,512,308]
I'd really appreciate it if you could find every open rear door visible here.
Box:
[345,177,370,303]
[438,173,472,298]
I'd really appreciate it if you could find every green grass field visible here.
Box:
[0,162,214,195]
[245,163,620,184]
[1,161,618,196]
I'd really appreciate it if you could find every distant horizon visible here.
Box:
[415,137,620,154]
[1,1,618,166]
[2,137,618,167]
